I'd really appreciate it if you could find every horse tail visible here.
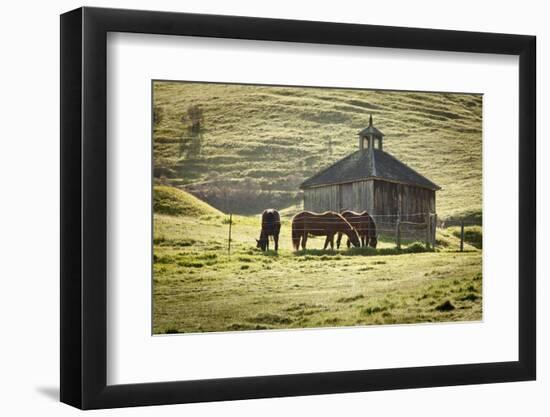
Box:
[291,221,301,250]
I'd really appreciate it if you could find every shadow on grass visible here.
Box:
[294,242,434,257]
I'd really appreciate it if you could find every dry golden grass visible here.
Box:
[153,81,482,219]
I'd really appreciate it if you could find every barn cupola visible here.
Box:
[358,114,385,151]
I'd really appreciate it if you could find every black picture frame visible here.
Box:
[60,6,536,410]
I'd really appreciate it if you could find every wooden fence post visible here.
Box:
[228,213,233,256]
[459,220,464,252]
[425,213,431,248]
[432,213,437,248]
[396,220,401,249]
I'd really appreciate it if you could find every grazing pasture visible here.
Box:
[153,187,482,334]
[152,83,483,334]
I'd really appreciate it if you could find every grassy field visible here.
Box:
[153,187,482,334]
[152,82,483,334]
[153,81,482,220]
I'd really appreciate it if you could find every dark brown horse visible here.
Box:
[291,211,360,250]
[256,209,281,251]
[336,210,378,248]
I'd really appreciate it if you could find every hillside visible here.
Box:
[153,81,482,220]
[153,185,223,217]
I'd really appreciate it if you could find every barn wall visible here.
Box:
[340,183,353,210]
[373,181,435,219]
[351,180,374,212]
[304,181,435,219]
[373,180,436,239]
[303,185,340,212]
[303,180,375,213]
[304,180,437,242]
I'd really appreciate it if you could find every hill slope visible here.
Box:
[153,82,482,219]
[153,185,222,217]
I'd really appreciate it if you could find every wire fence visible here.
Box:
[232,211,481,253]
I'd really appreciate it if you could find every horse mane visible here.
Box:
[341,210,369,216]
[262,209,280,222]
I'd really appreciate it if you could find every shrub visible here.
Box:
[451,225,482,249]
[435,300,455,311]
[405,242,428,253]
[153,106,163,126]
[164,328,179,334]
[249,313,292,325]
[178,261,204,268]
[337,294,364,303]
[361,305,387,315]
[460,293,480,302]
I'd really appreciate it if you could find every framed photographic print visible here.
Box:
[60,6,536,409]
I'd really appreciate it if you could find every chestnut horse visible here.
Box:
[256,209,281,251]
[336,210,378,248]
[291,211,360,250]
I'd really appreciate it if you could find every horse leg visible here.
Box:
[274,234,279,251]
[323,235,330,250]
[266,236,269,251]
[346,238,351,248]
[302,233,308,250]
[336,232,342,249]
[329,233,335,250]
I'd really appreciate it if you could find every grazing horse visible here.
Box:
[336,210,378,248]
[291,211,360,250]
[256,209,281,251]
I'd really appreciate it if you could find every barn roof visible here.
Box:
[358,114,384,138]
[300,149,441,190]
[358,125,384,138]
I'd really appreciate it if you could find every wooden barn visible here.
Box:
[300,115,440,236]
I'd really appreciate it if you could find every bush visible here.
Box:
[164,328,179,334]
[405,242,428,253]
[361,305,387,315]
[435,300,455,311]
[153,106,163,127]
[451,225,482,249]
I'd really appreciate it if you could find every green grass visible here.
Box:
[153,191,482,334]
[152,81,484,333]
[153,81,482,220]
[449,225,483,249]
[153,185,222,216]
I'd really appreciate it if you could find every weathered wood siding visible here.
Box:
[303,179,436,243]
[373,180,435,221]
[303,180,375,213]
[304,181,434,218]
[303,184,340,212]
[340,183,353,211]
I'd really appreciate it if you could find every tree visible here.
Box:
[153,105,163,127]
[182,104,204,129]
[179,104,205,158]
